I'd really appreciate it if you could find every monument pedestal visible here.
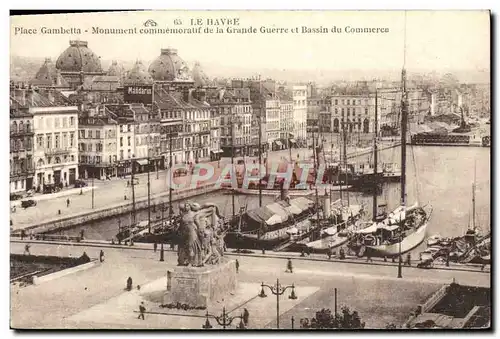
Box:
[164,259,237,309]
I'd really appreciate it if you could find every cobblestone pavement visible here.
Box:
[10,241,490,329]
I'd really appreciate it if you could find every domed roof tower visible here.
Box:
[107,60,125,77]
[148,48,192,82]
[56,40,103,73]
[123,60,153,86]
[31,58,68,88]
[192,62,211,88]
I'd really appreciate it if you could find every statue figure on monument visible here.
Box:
[176,202,226,267]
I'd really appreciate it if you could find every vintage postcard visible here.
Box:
[9,10,490,330]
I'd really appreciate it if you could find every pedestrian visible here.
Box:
[406,253,411,266]
[243,308,250,326]
[262,248,266,255]
[327,248,332,260]
[138,302,146,320]
[20,229,26,241]
[300,249,305,257]
[80,229,85,240]
[170,242,175,250]
[339,247,345,260]
[366,255,373,263]
[126,277,133,291]
[286,258,293,273]
[153,242,158,253]
[80,188,83,195]
[235,259,239,273]
[66,198,70,207]
[23,243,31,255]
[99,250,104,263]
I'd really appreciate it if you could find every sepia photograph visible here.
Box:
[9,9,491,330]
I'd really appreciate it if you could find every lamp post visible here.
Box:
[397,232,403,278]
[91,161,95,209]
[202,306,246,330]
[258,278,298,329]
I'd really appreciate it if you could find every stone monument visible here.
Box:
[163,202,237,309]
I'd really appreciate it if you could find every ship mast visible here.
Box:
[312,127,321,238]
[372,90,379,221]
[343,123,349,206]
[131,155,136,225]
[258,114,263,207]
[472,159,476,230]
[400,69,408,207]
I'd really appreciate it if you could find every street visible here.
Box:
[10,241,490,329]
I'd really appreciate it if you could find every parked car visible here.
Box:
[174,168,188,177]
[10,193,23,201]
[74,180,88,188]
[21,200,37,209]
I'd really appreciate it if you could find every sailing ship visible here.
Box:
[421,162,490,266]
[347,68,433,258]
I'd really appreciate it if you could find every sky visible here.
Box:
[10,10,490,75]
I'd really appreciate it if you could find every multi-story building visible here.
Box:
[307,97,321,132]
[207,88,253,157]
[277,90,294,147]
[154,88,186,166]
[17,88,80,190]
[292,85,308,140]
[78,106,118,179]
[330,88,375,136]
[318,97,332,133]
[10,89,35,193]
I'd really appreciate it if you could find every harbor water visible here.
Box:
[56,146,491,249]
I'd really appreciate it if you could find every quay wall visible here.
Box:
[21,183,220,235]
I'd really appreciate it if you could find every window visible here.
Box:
[347,100,350,105]
[365,108,368,115]
[55,134,60,148]
[71,155,75,162]
[37,135,43,148]
[120,150,124,160]
[54,118,60,128]
[96,130,101,139]
[127,136,131,146]
[70,132,75,147]
[46,135,52,149]
[88,130,93,138]
[70,117,75,126]
[334,99,338,105]
[127,125,131,132]
[79,130,85,139]
[63,117,68,128]
[347,108,350,116]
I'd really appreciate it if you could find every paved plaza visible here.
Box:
[10,241,490,329]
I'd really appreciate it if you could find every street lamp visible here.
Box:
[202,306,246,330]
[397,233,403,278]
[258,278,298,329]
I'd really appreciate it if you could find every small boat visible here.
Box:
[352,204,432,257]
[305,201,364,252]
[224,196,316,250]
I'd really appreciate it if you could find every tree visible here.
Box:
[300,307,366,329]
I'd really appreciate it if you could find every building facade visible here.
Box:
[292,85,308,140]
[78,107,118,179]
[10,101,35,193]
[32,103,79,190]
[277,91,294,147]
[208,88,253,158]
